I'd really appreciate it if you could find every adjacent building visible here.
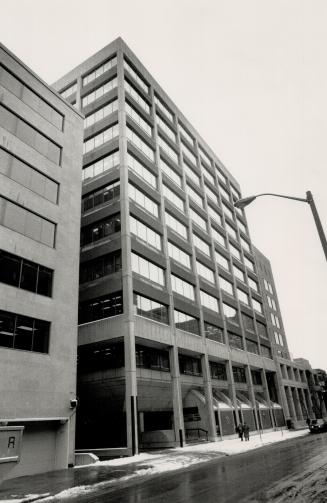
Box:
[0,44,84,477]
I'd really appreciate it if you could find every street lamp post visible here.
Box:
[234,191,327,262]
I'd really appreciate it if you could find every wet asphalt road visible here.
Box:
[69,432,327,503]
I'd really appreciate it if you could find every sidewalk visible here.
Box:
[0,429,309,502]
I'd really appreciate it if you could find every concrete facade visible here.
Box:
[53,37,318,456]
[0,44,84,478]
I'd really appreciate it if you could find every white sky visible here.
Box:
[1,0,326,369]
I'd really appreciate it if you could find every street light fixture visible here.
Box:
[234,191,327,262]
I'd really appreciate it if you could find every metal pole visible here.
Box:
[306,191,327,262]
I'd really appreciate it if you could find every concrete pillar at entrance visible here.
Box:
[320,393,327,418]
[261,371,276,428]
[169,346,185,447]
[293,388,303,421]
[55,420,70,470]
[201,354,218,441]
[299,388,309,420]
[245,365,259,431]
[285,386,297,421]
[275,365,290,419]
[303,388,314,418]
[226,360,240,425]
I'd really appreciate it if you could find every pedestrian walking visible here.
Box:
[236,423,244,441]
[243,422,250,441]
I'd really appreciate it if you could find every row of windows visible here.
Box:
[0,249,53,296]
[264,278,274,294]
[168,241,191,268]
[80,213,121,246]
[0,309,49,353]
[179,122,193,146]
[60,82,77,99]
[126,126,154,161]
[128,152,156,188]
[82,77,117,107]
[171,274,195,301]
[84,99,118,129]
[83,56,117,86]
[124,59,149,94]
[83,123,119,154]
[136,344,169,371]
[181,141,197,166]
[156,114,176,143]
[129,183,158,217]
[163,184,184,212]
[0,147,58,204]
[200,290,219,312]
[165,211,187,239]
[158,135,179,164]
[0,196,56,247]
[82,181,120,212]
[79,291,123,324]
[154,95,173,122]
[174,310,199,335]
[267,295,277,310]
[0,104,61,165]
[271,313,280,328]
[79,251,121,284]
[197,261,215,283]
[130,215,161,250]
[210,361,227,380]
[133,293,168,325]
[161,157,182,187]
[0,65,63,130]
[124,80,150,114]
[131,252,165,286]
[82,151,119,182]
[274,331,284,347]
[190,208,206,231]
[187,184,203,209]
[126,101,152,136]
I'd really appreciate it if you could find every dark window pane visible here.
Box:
[37,266,53,296]
[14,315,33,350]
[33,319,50,353]
[20,260,38,292]
[0,250,21,287]
[0,310,15,348]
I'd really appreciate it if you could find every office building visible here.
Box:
[53,37,323,457]
[0,44,84,477]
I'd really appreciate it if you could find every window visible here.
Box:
[158,136,179,164]
[181,142,197,166]
[229,334,244,351]
[193,234,210,256]
[128,153,156,188]
[82,181,120,212]
[208,205,222,226]
[190,208,207,231]
[130,216,161,250]
[197,261,215,283]
[79,292,123,323]
[174,311,199,335]
[82,151,119,182]
[202,164,215,185]
[233,264,245,282]
[126,102,152,136]
[160,157,181,186]
[0,105,61,165]
[204,184,219,204]
[237,288,249,305]
[134,294,168,324]
[125,80,150,113]
[1,65,63,129]
[252,299,263,314]
[163,184,184,212]
[257,322,268,339]
[129,183,159,217]
[230,243,241,261]
[244,256,255,272]
[0,250,52,296]
[80,251,122,283]
[223,303,239,325]
[184,163,200,185]
[210,361,227,380]
[82,77,118,107]
[136,345,170,371]
[179,354,202,374]
[60,82,77,98]
[84,100,118,129]
[200,290,219,312]
[131,253,165,286]
[186,185,204,208]
[219,276,234,295]
[168,242,191,268]
[156,114,176,143]
[78,343,124,372]
[216,166,227,184]
[165,211,188,239]
[205,323,224,343]
[248,277,258,292]
[215,251,229,270]
[233,366,246,382]
[171,274,195,300]
[246,339,259,355]
[219,184,230,202]
[124,59,149,93]
[251,370,262,385]
[226,222,238,240]
[178,122,194,145]
[0,309,50,353]
[270,313,280,329]
[83,56,117,86]
[211,228,226,247]
[199,146,211,166]
[154,95,174,122]
[81,213,121,246]
[0,148,58,204]
[127,126,155,160]
[0,197,56,247]
[83,123,119,154]
[231,185,241,201]
[261,345,272,359]
[237,218,247,235]
[242,313,255,332]
[241,237,251,253]
[274,332,284,347]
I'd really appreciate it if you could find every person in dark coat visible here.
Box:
[243,422,250,441]
[236,423,244,441]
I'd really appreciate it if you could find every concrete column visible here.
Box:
[55,420,70,470]
[293,388,303,421]
[226,360,240,425]
[303,388,314,418]
[320,393,327,418]
[245,365,259,431]
[275,365,290,419]
[169,346,185,447]
[261,371,276,428]
[285,386,296,421]
[201,354,218,441]
[299,388,309,420]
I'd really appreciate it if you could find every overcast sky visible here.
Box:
[2,0,326,368]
